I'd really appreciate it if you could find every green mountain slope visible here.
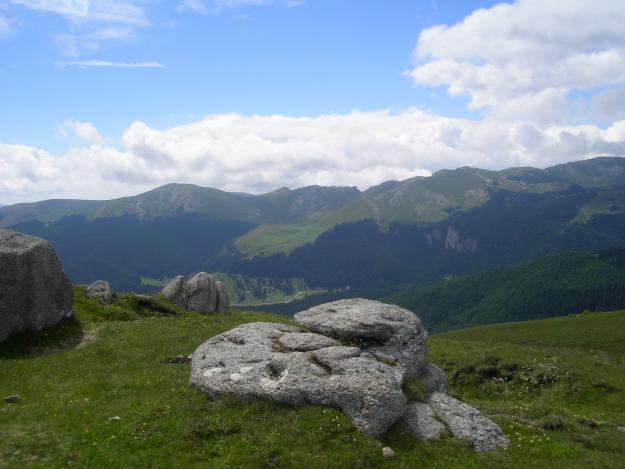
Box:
[3,157,625,293]
[383,248,625,332]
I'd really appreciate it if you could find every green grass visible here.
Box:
[1,290,624,467]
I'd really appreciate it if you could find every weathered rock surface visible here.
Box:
[0,229,73,342]
[162,272,229,314]
[294,299,428,383]
[190,322,406,437]
[418,363,449,395]
[215,281,230,314]
[400,401,446,441]
[428,392,510,452]
[162,275,186,306]
[190,299,509,451]
[86,280,114,305]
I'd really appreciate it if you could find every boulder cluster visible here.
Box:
[0,229,73,342]
[162,272,229,314]
[189,298,509,452]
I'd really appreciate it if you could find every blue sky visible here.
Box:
[0,0,624,203]
[1,0,498,151]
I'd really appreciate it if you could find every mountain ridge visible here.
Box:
[0,157,625,227]
[3,157,625,292]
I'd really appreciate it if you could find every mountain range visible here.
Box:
[2,157,625,293]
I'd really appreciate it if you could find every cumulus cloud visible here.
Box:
[57,119,105,144]
[407,0,625,123]
[2,110,624,204]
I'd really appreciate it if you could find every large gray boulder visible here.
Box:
[190,299,508,451]
[86,280,114,305]
[294,299,428,383]
[161,273,229,314]
[0,229,73,342]
[190,322,406,437]
[185,272,218,313]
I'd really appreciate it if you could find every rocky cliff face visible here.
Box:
[426,226,478,253]
[0,229,73,342]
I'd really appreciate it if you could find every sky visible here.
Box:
[1,0,625,204]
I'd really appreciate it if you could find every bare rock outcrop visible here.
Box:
[190,322,405,437]
[0,229,73,342]
[189,298,508,451]
[161,272,229,314]
[294,299,428,383]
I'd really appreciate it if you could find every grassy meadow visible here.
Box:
[1,289,624,468]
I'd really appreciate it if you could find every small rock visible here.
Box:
[108,416,121,421]
[167,355,190,364]
[86,280,114,305]
[617,426,625,433]
[4,395,21,404]
[428,392,509,452]
[382,447,395,458]
[418,363,449,395]
[577,417,598,428]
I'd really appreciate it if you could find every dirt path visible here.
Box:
[76,326,100,349]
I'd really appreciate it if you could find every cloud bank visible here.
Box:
[2,110,624,204]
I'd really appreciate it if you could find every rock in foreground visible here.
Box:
[162,272,229,314]
[190,299,509,451]
[190,322,406,436]
[428,392,510,452]
[0,229,73,342]
[294,299,429,383]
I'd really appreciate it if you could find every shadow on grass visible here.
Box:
[0,318,86,359]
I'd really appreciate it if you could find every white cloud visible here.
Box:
[0,16,10,37]
[408,0,625,123]
[62,60,164,68]
[177,0,305,14]
[8,0,148,25]
[57,119,105,144]
[1,110,624,204]
[8,1,148,58]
